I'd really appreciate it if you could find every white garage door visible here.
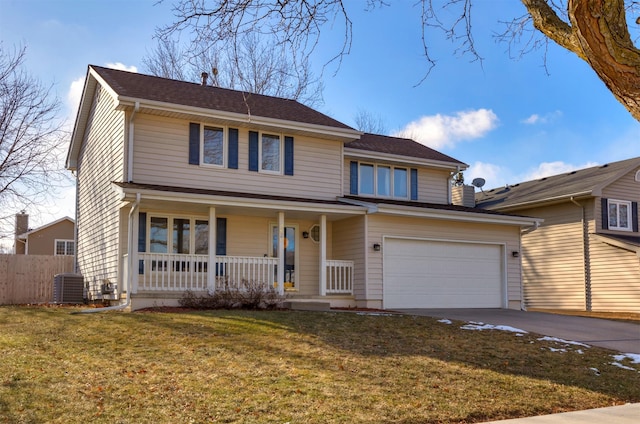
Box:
[383,238,503,309]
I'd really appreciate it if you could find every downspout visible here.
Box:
[127,102,139,182]
[74,193,140,314]
[571,197,591,311]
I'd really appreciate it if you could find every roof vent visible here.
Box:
[201,72,208,86]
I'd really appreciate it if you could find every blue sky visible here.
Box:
[1,0,639,246]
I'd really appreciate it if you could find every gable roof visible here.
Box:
[476,157,640,211]
[345,133,467,167]
[90,65,353,130]
[17,217,75,240]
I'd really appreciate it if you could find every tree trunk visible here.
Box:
[523,0,640,121]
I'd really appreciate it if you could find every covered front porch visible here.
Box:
[117,183,366,309]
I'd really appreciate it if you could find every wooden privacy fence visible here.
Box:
[0,255,75,305]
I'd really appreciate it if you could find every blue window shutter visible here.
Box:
[248,131,259,172]
[189,123,200,165]
[216,218,227,256]
[632,202,638,232]
[410,168,418,200]
[350,161,358,195]
[284,136,294,175]
[601,198,609,230]
[228,128,239,169]
[138,212,146,274]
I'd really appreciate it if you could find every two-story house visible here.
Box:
[67,66,539,311]
[476,158,640,313]
[14,213,75,256]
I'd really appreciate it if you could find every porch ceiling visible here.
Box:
[114,181,366,221]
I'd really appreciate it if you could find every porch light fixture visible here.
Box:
[373,243,381,252]
[302,231,309,239]
[512,251,519,258]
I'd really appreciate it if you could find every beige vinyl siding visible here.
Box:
[366,215,521,307]
[519,202,587,310]
[76,85,126,295]
[342,159,451,204]
[133,114,343,200]
[590,239,640,312]
[332,216,366,300]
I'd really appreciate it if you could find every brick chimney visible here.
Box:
[14,211,29,254]
[451,185,476,208]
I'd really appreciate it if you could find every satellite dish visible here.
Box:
[471,178,486,189]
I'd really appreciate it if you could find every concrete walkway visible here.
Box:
[399,308,640,353]
[482,403,640,423]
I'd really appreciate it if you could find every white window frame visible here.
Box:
[54,239,75,256]
[147,215,210,254]
[358,162,409,199]
[608,199,632,231]
[259,132,283,174]
[200,124,227,168]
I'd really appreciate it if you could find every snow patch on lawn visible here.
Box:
[460,322,528,334]
[611,353,640,372]
[537,336,591,348]
[438,319,453,325]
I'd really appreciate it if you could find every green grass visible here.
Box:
[1,306,638,423]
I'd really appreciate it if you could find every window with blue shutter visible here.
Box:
[138,212,147,274]
[410,168,418,200]
[350,161,358,195]
[188,123,200,165]
[248,131,259,172]
[284,136,294,175]
[228,128,239,169]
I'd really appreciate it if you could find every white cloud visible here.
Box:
[522,161,599,181]
[521,110,562,125]
[67,76,85,114]
[464,161,508,189]
[394,109,498,149]
[106,62,138,73]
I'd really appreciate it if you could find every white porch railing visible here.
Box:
[133,253,353,295]
[326,260,353,294]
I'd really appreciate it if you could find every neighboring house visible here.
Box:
[14,213,75,256]
[66,65,539,310]
[475,158,640,313]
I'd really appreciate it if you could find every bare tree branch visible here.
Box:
[0,43,69,221]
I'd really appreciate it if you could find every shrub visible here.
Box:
[179,279,284,310]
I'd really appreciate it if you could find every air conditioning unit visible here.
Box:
[53,273,85,304]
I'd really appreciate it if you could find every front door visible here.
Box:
[272,225,296,289]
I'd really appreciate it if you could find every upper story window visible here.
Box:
[249,131,294,176]
[260,133,282,173]
[607,199,632,231]
[356,162,410,199]
[189,123,238,169]
[55,239,74,256]
[602,198,638,232]
[202,126,225,166]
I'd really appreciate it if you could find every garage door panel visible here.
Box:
[383,239,503,309]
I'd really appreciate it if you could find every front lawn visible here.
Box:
[1,306,638,423]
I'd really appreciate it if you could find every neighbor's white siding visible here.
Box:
[519,202,587,310]
[133,114,343,200]
[590,239,640,312]
[76,85,126,296]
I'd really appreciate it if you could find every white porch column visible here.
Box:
[319,214,327,296]
[130,206,139,294]
[207,207,216,292]
[277,211,285,295]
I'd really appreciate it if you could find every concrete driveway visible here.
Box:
[398,309,640,354]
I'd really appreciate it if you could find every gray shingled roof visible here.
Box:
[476,157,640,210]
[91,65,353,130]
[346,133,466,165]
